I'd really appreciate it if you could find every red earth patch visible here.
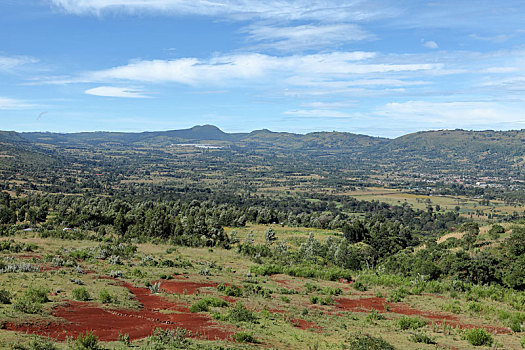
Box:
[335,297,510,334]
[4,281,234,341]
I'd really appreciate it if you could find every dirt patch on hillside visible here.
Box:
[335,297,510,334]
[156,280,218,294]
[4,281,234,341]
[290,318,321,330]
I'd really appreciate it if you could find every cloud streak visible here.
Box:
[243,23,375,52]
[51,0,396,22]
[0,97,35,110]
[85,86,150,98]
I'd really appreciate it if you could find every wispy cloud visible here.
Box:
[85,86,150,98]
[285,108,355,118]
[0,55,38,71]
[0,96,35,110]
[469,34,511,43]
[377,100,525,126]
[422,40,438,49]
[50,0,397,22]
[78,52,442,87]
[243,23,375,52]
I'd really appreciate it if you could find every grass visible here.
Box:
[1,228,525,349]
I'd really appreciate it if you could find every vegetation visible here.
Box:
[0,125,524,349]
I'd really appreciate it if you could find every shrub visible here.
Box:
[217,283,243,297]
[353,281,367,292]
[190,297,228,313]
[12,336,58,350]
[72,287,90,301]
[0,288,12,304]
[149,282,161,294]
[118,332,131,346]
[346,334,395,350]
[309,295,334,305]
[13,297,42,314]
[98,289,112,304]
[366,309,384,322]
[387,287,410,303]
[69,331,100,350]
[225,302,257,323]
[233,332,257,343]
[397,316,427,330]
[145,328,188,348]
[409,332,436,344]
[463,328,493,346]
[13,286,49,314]
[321,287,342,296]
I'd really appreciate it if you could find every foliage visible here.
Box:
[344,334,396,350]
[232,332,257,343]
[68,331,100,350]
[463,328,493,346]
[217,283,243,297]
[72,287,90,301]
[0,288,12,304]
[397,316,427,330]
[190,297,228,313]
[409,332,436,344]
[98,289,112,304]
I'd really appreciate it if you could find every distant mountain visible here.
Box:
[1,126,523,177]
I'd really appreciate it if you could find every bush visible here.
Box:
[366,309,384,322]
[13,286,49,314]
[225,302,257,323]
[352,281,367,292]
[387,287,410,303]
[233,332,257,343]
[24,286,49,304]
[98,289,112,304]
[72,287,90,301]
[145,327,188,348]
[321,287,342,296]
[397,316,427,330]
[217,283,243,297]
[463,328,493,346]
[69,331,100,350]
[409,332,436,344]
[190,297,228,313]
[309,295,334,305]
[346,334,396,350]
[0,288,12,304]
[13,298,42,314]
[12,336,58,350]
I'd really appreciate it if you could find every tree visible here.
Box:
[265,227,277,246]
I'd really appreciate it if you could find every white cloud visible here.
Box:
[0,97,34,110]
[377,100,525,125]
[243,23,375,51]
[285,109,355,118]
[81,52,442,86]
[482,67,519,73]
[423,40,438,49]
[85,86,150,98]
[0,55,38,71]
[469,34,511,43]
[51,0,397,22]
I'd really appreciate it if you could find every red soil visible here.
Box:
[335,297,511,334]
[4,281,234,341]
[290,318,321,330]
[156,280,218,294]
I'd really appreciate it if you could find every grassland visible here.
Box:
[1,224,525,349]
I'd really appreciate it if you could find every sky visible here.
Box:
[0,0,524,137]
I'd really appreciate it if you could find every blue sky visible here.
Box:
[0,0,524,137]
